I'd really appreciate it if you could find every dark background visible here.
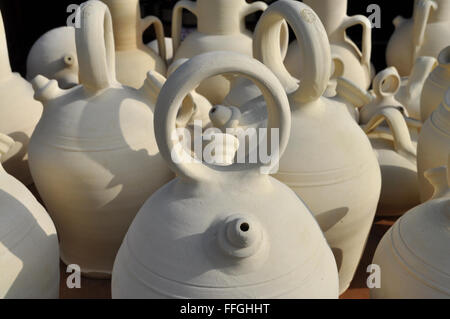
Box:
[0,0,411,77]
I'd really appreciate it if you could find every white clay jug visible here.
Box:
[26,26,78,89]
[386,0,450,76]
[147,37,173,64]
[370,156,450,298]
[0,11,43,185]
[0,133,59,299]
[209,0,381,294]
[112,51,339,299]
[421,46,450,122]
[28,1,173,278]
[396,55,437,121]
[284,0,373,90]
[171,0,271,104]
[417,88,450,202]
[363,108,420,215]
[102,0,167,88]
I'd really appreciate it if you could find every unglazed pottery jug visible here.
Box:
[102,0,167,88]
[0,133,59,299]
[284,0,373,90]
[371,157,450,298]
[112,51,339,299]
[0,11,42,185]
[396,56,437,120]
[417,88,450,202]
[211,0,381,294]
[28,1,173,278]
[386,0,450,76]
[147,37,173,64]
[421,46,450,122]
[170,0,269,104]
[360,67,404,124]
[26,27,78,89]
[363,108,420,215]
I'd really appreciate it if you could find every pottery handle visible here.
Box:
[154,51,291,181]
[241,1,268,18]
[76,1,116,91]
[0,11,11,76]
[412,0,437,60]
[253,0,331,103]
[372,67,401,98]
[141,16,166,63]
[171,0,197,54]
[341,15,372,69]
[363,107,416,162]
[424,165,449,200]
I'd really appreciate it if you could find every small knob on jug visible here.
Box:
[218,214,265,259]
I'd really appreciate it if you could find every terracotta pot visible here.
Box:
[284,0,373,90]
[386,0,450,76]
[371,156,450,298]
[208,0,381,294]
[417,88,450,202]
[363,108,420,215]
[421,46,450,122]
[0,10,43,185]
[28,1,173,278]
[0,133,59,298]
[26,26,78,89]
[112,51,339,299]
[102,0,167,88]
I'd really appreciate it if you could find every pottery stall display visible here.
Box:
[209,0,381,294]
[171,0,274,104]
[112,51,340,299]
[0,133,59,299]
[284,0,373,90]
[28,1,173,278]
[421,46,450,122]
[371,156,450,299]
[396,56,437,121]
[102,0,167,89]
[387,0,450,77]
[26,26,78,89]
[0,11,43,185]
[417,88,450,202]
[363,108,420,216]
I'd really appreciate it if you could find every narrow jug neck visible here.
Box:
[303,0,348,34]
[197,0,247,34]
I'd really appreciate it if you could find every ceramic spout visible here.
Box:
[424,165,449,200]
[335,77,372,109]
[0,133,14,163]
[31,75,65,104]
[209,105,241,130]
[0,11,11,78]
[218,214,265,258]
[140,70,166,105]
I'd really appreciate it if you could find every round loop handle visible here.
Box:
[154,51,291,182]
[141,15,166,63]
[341,14,372,68]
[76,1,116,91]
[253,0,331,103]
[372,67,401,98]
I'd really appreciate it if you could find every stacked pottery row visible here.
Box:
[0,0,448,299]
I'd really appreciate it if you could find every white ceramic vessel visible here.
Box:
[284,0,373,90]
[417,88,450,202]
[371,156,450,299]
[102,0,167,88]
[363,108,420,215]
[0,10,43,185]
[421,46,450,122]
[28,1,173,278]
[26,26,78,89]
[0,133,59,299]
[210,0,381,294]
[112,51,339,299]
[386,0,450,76]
